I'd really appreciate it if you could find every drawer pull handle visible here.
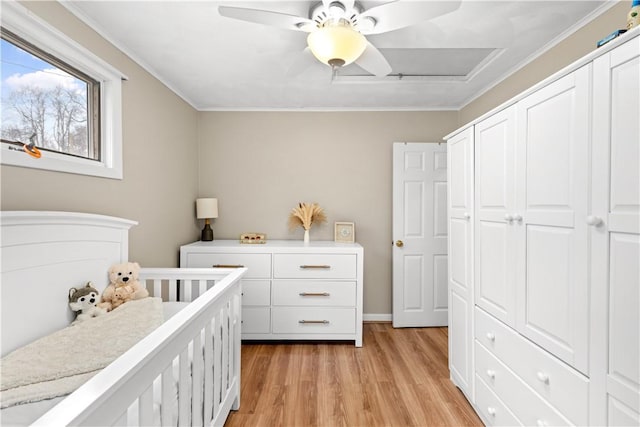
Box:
[486,369,496,379]
[212,264,245,268]
[299,320,330,324]
[299,292,331,297]
[536,420,548,427]
[536,372,550,384]
[486,332,496,342]
[300,265,331,269]
[487,407,496,416]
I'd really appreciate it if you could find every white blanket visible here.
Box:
[0,297,164,408]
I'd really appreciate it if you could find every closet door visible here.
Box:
[515,66,590,374]
[474,106,517,326]
[591,36,640,426]
[447,127,474,399]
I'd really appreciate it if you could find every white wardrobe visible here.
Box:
[447,29,639,426]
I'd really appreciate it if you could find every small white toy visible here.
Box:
[69,282,107,324]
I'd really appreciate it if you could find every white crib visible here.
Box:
[0,211,246,426]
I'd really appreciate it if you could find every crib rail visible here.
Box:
[32,267,246,427]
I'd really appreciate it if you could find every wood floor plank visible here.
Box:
[225,324,481,426]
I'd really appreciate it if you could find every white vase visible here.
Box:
[303,228,310,244]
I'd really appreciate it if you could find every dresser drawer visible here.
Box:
[185,253,271,279]
[272,307,355,334]
[273,254,356,279]
[241,280,270,306]
[475,307,588,425]
[475,341,572,426]
[272,281,356,307]
[242,307,270,334]
[474,375,522,426]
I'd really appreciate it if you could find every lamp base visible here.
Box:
[201,223,214,241]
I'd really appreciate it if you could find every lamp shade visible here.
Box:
[307,24,366,67]
[196,198,218,219]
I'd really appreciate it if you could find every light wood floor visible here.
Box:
[225,323,482,426]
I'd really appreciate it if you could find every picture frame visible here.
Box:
[334,221,355,243]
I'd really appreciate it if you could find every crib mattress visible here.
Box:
[0,301,189,426]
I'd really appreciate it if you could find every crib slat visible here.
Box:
[232,292,242,410]
[192,332,203,427]
[213,311,222,416]
[178,347,191,426]
[184,279,192,302]
[204,322,214,423]
[198,279,207,297]
[153,279,162,298]
[161,363,175,426]
[222,303,230,393]
[138,384,154,426]
[169,279,177,301]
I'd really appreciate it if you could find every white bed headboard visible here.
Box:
[1,211,137,356]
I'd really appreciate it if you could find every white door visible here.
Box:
[515,67,590,374]
[392,142,448,327]
[474,106,517,326]
[447,127,474,399]
[591,37,640,426]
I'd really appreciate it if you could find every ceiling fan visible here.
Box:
[218,0,462,77]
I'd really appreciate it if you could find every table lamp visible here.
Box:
[196,198,218,241]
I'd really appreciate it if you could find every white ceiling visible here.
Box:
[61,0,611,111]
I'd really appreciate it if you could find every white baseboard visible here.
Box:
[363,313,392,322]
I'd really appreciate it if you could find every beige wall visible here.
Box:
[197,111,459,314]
[1,1,624,315]
[0,1,200,267]
[459,1,631,124]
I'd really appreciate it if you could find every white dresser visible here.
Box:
[180,240,364,347]
[446,29,639,426]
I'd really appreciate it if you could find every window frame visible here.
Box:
[1,0,126,179]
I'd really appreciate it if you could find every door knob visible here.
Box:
[586,215,603,226]
[395,240,404,248]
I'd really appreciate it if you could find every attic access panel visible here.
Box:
[337,47,500,79]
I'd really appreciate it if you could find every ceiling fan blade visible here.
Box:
[286,47,317,78]
[218,6,315,32]
[354,42,392,77]
[359,0,462,35]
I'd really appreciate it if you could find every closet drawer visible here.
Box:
[475,341,572,426]
[242,307,270,334]
[185,253,271,279]
[272,307,355,334]
[241,280,270,306]
[273,254,356,279]
[475,307,588,425]
[474,375,522,426]
[272,281,356,307]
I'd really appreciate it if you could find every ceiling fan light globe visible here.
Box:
[307,25,366,67]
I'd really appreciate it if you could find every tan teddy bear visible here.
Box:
[98,262,149,311]
[111,285,135,310]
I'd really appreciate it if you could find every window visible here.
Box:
[1,1,125,179]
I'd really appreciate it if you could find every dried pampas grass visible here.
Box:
[288,202,327,231]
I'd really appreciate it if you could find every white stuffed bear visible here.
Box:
[98,262,149,312]
[69,282,107,324]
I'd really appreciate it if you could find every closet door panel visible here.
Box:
[607,42,640,413]
[515,68,590,374]
[477,222,509,317]
[474,107,517,326]
[525,226,572,345]
[609,233,640,412]
[447,127,474,399]
[591,35,640,425]
[609,52,640,234]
